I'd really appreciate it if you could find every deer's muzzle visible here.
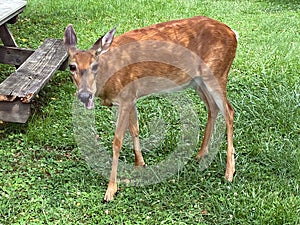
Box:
[78,92,94,109]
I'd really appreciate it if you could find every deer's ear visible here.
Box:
[91,27,116,55]
[64,24,78,55]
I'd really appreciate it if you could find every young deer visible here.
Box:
[64,16,238,202]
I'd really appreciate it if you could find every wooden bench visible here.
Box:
[0,38,68,123]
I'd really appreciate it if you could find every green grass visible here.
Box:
[1,0,300,224]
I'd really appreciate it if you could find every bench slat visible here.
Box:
[0,38,68,123]
[0,38,68,103]
[0,0,27,26]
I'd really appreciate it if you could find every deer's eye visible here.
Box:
[91,63,98,73]
[69,64,77,72]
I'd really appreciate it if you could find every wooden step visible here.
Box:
[0,38,68,123]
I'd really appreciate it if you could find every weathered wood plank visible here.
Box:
[0,100,30,123]
[0,24,18,47]
[0,38,68,103]
[0,0,27,26]
[0,46,34,66]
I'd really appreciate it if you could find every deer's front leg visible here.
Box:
[104,104,130,202]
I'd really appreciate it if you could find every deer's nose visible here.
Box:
[78,92,92,104]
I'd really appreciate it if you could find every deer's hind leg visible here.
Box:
[128,104,145,167]
[195,82,220,159]
[194,78,235,182]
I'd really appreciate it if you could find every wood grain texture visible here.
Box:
[0,38,68,123]
[0,38,68,103]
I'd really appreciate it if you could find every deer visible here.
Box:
[64,16,238,202]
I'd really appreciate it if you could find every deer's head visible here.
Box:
[64,24,116,109]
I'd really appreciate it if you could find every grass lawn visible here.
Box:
[0,0,299,224]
